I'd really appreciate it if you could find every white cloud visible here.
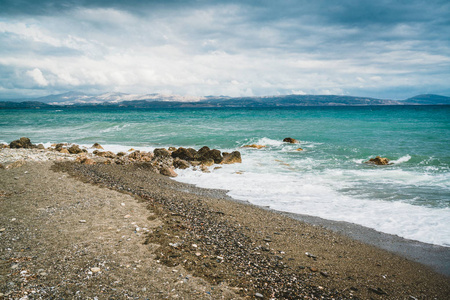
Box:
[26,68,48,86]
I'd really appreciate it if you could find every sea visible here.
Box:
[1,106,449,247]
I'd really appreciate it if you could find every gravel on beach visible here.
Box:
[1,149,449,299]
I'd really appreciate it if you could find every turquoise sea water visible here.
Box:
[1,106,449,246]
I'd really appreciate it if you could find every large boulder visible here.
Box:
[283,137,299,144]
[197,146,210,157]
[222,151,242,164]
[365,156,390,165]
[154,148,171,158]
[197,147,223,164]
[68,144,83,154]
[10,137,33,149]
[171,147,198,161]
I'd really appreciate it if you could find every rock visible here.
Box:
[128,150,141,160]
[296,148,303,151]
[79,220,86,223]
[0,228,5,232]
[76,156,96,165]
[95,151,116,159]
[255,292,264,298]
[60,148,70,154]
[54,143,65,151]
[140,152,154,162]
[197,146,210,157]
[242,144,266,149]
[222,151,242,164]
[173,158,190,169]
[68,144,83,154]
[168,146,177,152]
[197,148,223,164]
[283,137,299,144]
[160,166,178,177]
[91,143,104,150]
[0,143,9,149]
[154,148,171,157]
[0,163,4,169]
[201,158,215,167]
[171,147,198,161]
[37,144,45,149]
[200,165,210,173]
[117,152,126,157]
[365,156,390,165]
[190,161,201,167]
[10,137,33,149]
[90,267,101,273]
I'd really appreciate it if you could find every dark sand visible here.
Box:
[1,160,449,299]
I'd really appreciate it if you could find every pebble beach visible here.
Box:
[1,146,449,299]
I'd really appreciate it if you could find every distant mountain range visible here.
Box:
[1,92,449,109]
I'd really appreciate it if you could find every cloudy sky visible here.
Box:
[1,0,449,100]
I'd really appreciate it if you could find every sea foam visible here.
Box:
[175,149,450,247]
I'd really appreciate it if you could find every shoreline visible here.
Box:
[1,148,449,298]
[165,177,450,276]
[280,211,450,276]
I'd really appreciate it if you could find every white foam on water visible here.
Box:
[175,151,450,247]
[391,154,412,164]
[100,124,131,133]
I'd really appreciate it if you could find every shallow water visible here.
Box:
[1,106,449,246]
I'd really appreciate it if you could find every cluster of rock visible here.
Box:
[2,137,242,177]
[2,137,394,172]
[6,137,45,150]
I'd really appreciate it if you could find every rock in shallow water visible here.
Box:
[283,137,299,144]
[221,151,242,164]
[365,156,390,165]
[242,144,266,149]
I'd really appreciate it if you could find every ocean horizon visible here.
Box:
[1,105,449,247]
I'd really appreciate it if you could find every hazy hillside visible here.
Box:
[1,93,449,108]
[403,94,450,105]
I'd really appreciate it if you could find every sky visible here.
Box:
[0,0,449,100]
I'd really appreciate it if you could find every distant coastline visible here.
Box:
[1,92,449,109]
